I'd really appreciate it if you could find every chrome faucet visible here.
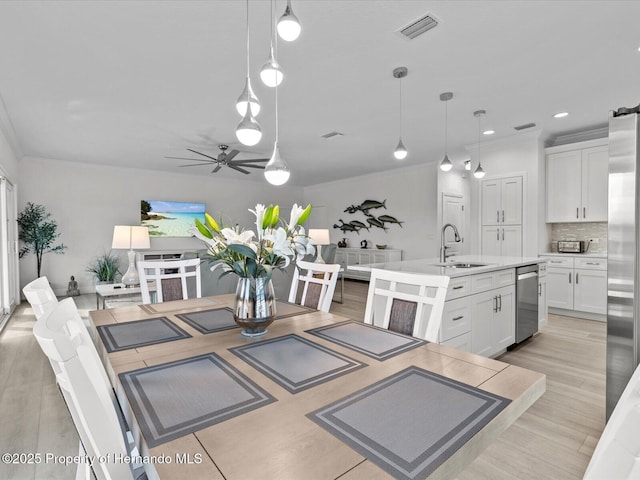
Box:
[440,223,461,263]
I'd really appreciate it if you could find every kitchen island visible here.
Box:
[349,255,546,358]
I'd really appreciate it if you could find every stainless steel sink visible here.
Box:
[433,262,490,268]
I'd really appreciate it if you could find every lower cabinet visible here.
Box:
[440,268,517,358]
[481,225,523,257]
[538,264,548,328]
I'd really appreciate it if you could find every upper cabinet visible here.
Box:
[481,177,523,225]
[546,139,608,223]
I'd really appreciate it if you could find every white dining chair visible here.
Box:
[22,276,58,319]
[288,260,341,313]
[33,298,148,480]
[364,268,450,342]
[137,258,202,304]
[584,362,640,480]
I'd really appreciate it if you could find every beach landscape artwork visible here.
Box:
[141,200,206,237]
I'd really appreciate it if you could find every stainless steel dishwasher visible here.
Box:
[515,264,539,343]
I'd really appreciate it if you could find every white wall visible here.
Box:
[467,131,544,257]
[303,164,439,261]
[18,156,304,294]
[0,128,19,182]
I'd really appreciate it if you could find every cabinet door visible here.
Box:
[481,226,502,256]
[481,180,502,225]
[501,177,523,225]
[334,251,346,268]
[371,252,389,263]
[546,267,574,309]
[493,286,515,351]
[471,290,496,357]
[538,277,548,328]
[501,226,522,257]
[574,268,607,314]
[547,150,582,222]
[582,146,608,222]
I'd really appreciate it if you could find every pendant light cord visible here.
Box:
[274,0,279,141]
[399,76,403,135]
[246,0,250,100]
[444,99,448,153]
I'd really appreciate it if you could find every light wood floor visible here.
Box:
[0,280,605,480]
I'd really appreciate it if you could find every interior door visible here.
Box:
[442,193,465,255]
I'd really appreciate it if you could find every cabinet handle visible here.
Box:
[498,294,502,311]
[583,207,586,218]
[586,262,600,265]
[539,284,542,296]
[502,210,505,222]
[496,228,500,241]
[502,229,505,241]
[576,272,579,284]
[576,207,579,219]
[550,260,563,263]
[569,272,572,284]
[493,296,498,312]
[497,210,500,223]
[453,285,464,290]
[452,315,464,321]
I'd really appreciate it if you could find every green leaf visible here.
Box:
[298,204,312,225]
[227,244,257,260]
[194,219,213,239]
[204,213,220,233]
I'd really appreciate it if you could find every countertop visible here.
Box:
[348,255,545,278]
[539,252,607,258]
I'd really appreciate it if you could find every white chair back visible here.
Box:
[364,268,450,342]
[33,299,142,480]
[288,260,340,313]
[23,276,58,319]
[137,258,202,304]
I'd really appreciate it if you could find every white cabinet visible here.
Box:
[538,262,548,328]
[481,176,522,257]
[336,248,402,280]
[541,255,607,315]
[470,285,515,357]
[546,140,608,222]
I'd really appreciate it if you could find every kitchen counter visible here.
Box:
[348,254,545,278]
[539,252,607,258]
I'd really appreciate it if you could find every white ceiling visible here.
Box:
[0,0,638,186]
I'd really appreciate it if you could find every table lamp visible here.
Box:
[308,229,330,264]
[112,225,150,287]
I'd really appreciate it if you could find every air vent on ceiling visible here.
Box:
[321,131,344,139]
[397,13,440,40]
[514,122,537,131]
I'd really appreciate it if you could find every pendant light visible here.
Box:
[236,0,262,146]
[277,0,301,42]
[473,109,486,179]
[393,67,408,160]
[464,159,471,170]
[236,0,261,117]
[264,29,290,186]
[260,0,284,87]
[439,92,453,171]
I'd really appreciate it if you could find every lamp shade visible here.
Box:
[308,229,330,246]
[112,226,150,250]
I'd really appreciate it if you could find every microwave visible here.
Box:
[557,240,586,253]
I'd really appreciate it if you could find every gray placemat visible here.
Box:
[308,366,511,480]
[229,334,367,393]
[306,320,426,361]
[175,307,236,334]
[97,317,192,352]
[275,300,316,319]
[119,352,276,448]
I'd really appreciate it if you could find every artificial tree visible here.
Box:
[17,202,67,277]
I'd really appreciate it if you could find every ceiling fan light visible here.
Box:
[440,154,453,171]
[393,137,408,160]
[236,77,261,117]
[264,142,290,185]
[260,47,284,87]
[277,1,301,41]
[473,163,486,179]
[236,110,262,146]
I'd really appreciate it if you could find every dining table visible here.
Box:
[89,294,545,480]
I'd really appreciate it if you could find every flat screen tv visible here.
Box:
[141,200,206,237]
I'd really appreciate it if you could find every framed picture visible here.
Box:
[141,200,206,237]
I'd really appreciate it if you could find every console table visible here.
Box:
[335,247,402,280]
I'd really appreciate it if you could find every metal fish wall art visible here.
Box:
[334,199,403,234]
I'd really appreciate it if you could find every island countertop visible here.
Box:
[348,254,546,278]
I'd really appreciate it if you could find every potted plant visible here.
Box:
[87,251,121,284]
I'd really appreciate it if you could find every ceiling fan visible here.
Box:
[166,145,269,175]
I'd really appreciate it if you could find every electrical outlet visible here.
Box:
[589,238,600,244]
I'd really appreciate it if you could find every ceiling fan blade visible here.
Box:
[212,165,222,173]
[180,162,216,167]
[224,150,240,162]
[165,156,213,162]
[231,158,269,163]
[228,165,251,175]
[229,162,265,169]
[187,148,219,161]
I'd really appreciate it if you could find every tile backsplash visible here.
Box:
[550,222,607,253]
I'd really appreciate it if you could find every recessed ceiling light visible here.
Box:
[483,130,495,135]
[553,112,569,118]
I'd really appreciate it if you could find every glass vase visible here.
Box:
[233,276,277,337]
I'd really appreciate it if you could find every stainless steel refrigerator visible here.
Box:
[607,104,640,418]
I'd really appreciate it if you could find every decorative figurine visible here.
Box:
[66,275,80,297]
[360,240,368,249]
[337,238,347,248]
